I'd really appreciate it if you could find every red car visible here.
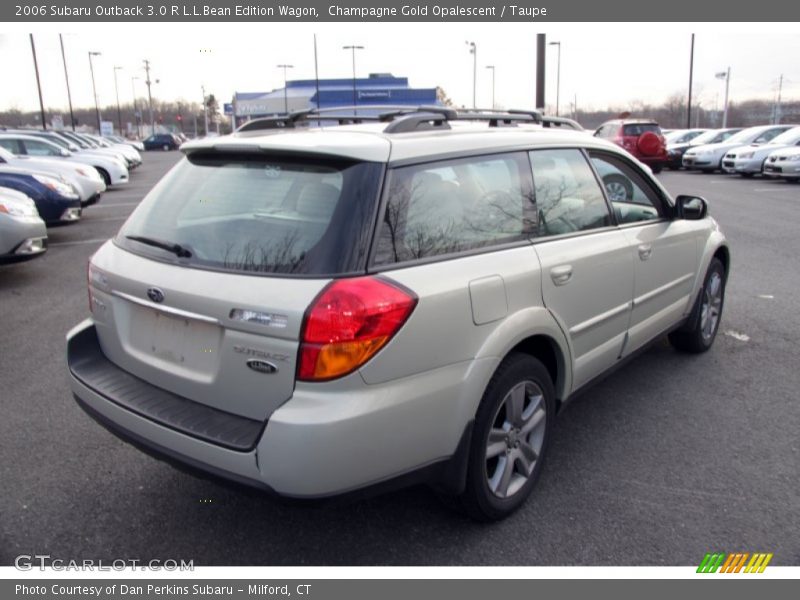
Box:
[594,119,668,173]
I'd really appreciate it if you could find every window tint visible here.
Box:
[529,149,611,236]
[373,153,532,265]
[118,154,382,275]
[0,138,22,154]
[23,139,59,157]
[623,123,661,136]
[590,153,663,224]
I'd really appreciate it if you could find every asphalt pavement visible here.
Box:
[1,154,798,566]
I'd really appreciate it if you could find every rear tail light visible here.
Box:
[298,276,417,381]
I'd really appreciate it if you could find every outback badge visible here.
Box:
[246,359,278,374]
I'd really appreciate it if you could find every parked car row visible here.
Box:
[667,124,800,180]
[0,128,146,265]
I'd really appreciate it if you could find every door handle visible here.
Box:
[638,244,653,261]
[550,265,573,286]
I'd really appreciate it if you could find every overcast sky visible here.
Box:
[1,23,798,116]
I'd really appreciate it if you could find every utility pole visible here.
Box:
[88,51,102,132]
[143,59,154,134]
[774,74,784,124]
[549,41,561,116]
[535,34,546,110]
[201,85,209,136]
[113,66,123,135]
[59,34,75,131]
[131,77,141,138]
[29,35,47,130]
[687,34,695,129]
[715,67,731,128]
[485,65,495,109]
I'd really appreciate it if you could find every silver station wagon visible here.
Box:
[67,108,730,520]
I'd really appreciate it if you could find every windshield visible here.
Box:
[688,130,726,145]
[117,153,383,276]
[725,128,767,144]
[768,127,800,145]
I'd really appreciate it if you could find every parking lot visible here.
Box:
[1,152,798,566]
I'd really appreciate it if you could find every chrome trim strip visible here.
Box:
[111,290,221,325]
[633,273,694,307]
[570,301,632,336]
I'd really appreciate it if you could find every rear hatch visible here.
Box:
[620,123,666,158]
[89,150,384,423]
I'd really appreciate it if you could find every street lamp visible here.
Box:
[548,41,561,116]
[466,41,477,109]
[485,65,496,109]
[131,76,141,138]
[342,45,364,114]
[715,67,731,128]
[276,64,294,114]
[113,66,123,136]
[88,51,102,132]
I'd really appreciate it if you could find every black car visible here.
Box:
[143,134,181,151]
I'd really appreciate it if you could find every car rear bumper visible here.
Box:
[67,320,475,498]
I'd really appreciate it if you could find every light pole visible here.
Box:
[466,41,477,108]
[201,84,209,136]
[277,64,294,114]
[131,76,141,138]
[88,51,102,132]
[59,34,75,131]
[715,67,731,128]
[686,34,695,129]
[342,45,364,113]
[485,65,496,109]
[113,66,123,135]
[143,59,155,134]
[548,41,561,116]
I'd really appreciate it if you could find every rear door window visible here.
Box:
[117,154,382,276]
[372,153,533,266]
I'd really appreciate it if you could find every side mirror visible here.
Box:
[675,195,707,220]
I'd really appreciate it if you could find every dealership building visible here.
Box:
[230,74,439,124]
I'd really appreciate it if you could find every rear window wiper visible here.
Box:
[125,235,193,258]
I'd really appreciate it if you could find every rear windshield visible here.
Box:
[623,123,661,136]
[116,153,383,276]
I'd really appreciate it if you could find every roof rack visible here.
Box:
[234,105,583,135]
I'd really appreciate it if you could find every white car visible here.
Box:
[682,124,796,173]
[85,134,142,168]
[763,147,800,180]
[722,126,800,177]
[0,133,129,187]
[105,135,145,152]
[0,146,105,206]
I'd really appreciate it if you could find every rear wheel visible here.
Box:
[458,353,555,521]
[669,258,726,353]
[651,163,663,174]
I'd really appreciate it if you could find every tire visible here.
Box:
[701,168,714,174]
[651,163,663,174]
[740,173,754,178]
[637,131,661,157]
[458,353,555,521]
[669,258,726,353]
[96,168,111,186]
[162,144,170,151]
[603,174,634,202]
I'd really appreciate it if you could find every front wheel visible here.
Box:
[669,257,726,353]
[458,353,555,521]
